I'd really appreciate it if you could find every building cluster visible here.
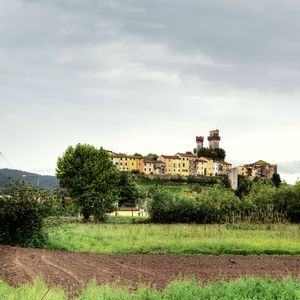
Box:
[232,160,277,179]
[107,130,231,177]
[106,129,277,183]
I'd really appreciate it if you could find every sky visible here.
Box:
[0,0,300,183]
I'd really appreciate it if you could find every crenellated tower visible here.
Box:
[195,136,204,153]
[208,129,220,149]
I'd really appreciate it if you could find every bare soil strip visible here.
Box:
[0,245,300,295]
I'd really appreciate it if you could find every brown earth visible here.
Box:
[0,245,300,295]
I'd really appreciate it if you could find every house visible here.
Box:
[175,152,198,176]
[158,155,178,175]
[143,160,166,175]
[198,157,214,176]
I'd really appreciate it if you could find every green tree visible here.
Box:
[235,175,251,199]
[144,153,158,160]
[0,179,56,246]
[118,172,138,207]
[272,173,282,188]
[197,147,226,161]
[134,153,143,157]
[56,144,120,221]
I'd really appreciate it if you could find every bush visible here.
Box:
[243,181,300,223]
[148,189,197,223]
[196,185,242,223]
[148,185,241,224]
[0,180,56,246]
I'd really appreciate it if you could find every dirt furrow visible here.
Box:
[0,245,299,295]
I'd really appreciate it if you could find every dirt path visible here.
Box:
[0,245,300,295]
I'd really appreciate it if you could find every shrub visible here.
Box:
[0,180,56,247]
[196,185,242,223]
[148,189,198,223]
[244,181,300,223]
[148,185,241,224]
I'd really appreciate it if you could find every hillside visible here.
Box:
[0,168,58,191]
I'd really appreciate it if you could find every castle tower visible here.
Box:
[196,136,204,153]
[208,129,220,149]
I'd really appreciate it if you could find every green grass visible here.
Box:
[136,181,197,197]
[46,222,300,255]
[1,277,300,299]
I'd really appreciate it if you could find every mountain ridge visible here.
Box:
[0,168,58,191]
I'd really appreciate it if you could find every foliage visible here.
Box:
[148,185,241,224]
[235,175,251,199]
[144,153,158,161]
[197,147,226,161]
[1,277,300,300]
[0,278,66,300]
[242,180,300,223]
[118,172,138,207]
[56,144,120,221]
[272,173,282,187]
[148,189,198,223]
[46,222,300,255]
[133,153,143,156]
[196,185,242,223]
[0,180,57,247]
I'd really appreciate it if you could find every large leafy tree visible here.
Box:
[197,148,226,161]
[56,144,120,221]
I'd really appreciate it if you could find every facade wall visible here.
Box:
[196,160,207,175]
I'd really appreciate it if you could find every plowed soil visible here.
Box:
[0,245,300,295]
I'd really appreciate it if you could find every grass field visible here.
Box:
[46,222,300,255]
[1,277,299,300]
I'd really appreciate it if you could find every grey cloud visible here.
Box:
[1,0,300,92]
[278,161,300,175]
[0,0,300,175]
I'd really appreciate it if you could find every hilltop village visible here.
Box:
[106,130,278,183]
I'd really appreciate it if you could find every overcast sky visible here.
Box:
[0,0,300,183]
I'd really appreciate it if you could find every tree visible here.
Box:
[197,147,226,161]
[56,144,120,221]
[235,175,251,199]
[144,153,158,161]
[118,172,138,207]
[0,179,56,246]
[134,153,143,157]
[272,173,282,188]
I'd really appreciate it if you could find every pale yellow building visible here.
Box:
[176,152,197,176]
[198,157,214,176]
[128,156,144,173]
[196,158,208,175]
[158,155,178,175]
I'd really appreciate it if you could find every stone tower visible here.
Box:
[195,136,204,153]
[208,129,220,149]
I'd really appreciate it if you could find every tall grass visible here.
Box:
[1,277,299,300]
[47,223,300,255]
[0,279,66,300]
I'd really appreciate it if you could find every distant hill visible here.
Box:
[0,168,58,191]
